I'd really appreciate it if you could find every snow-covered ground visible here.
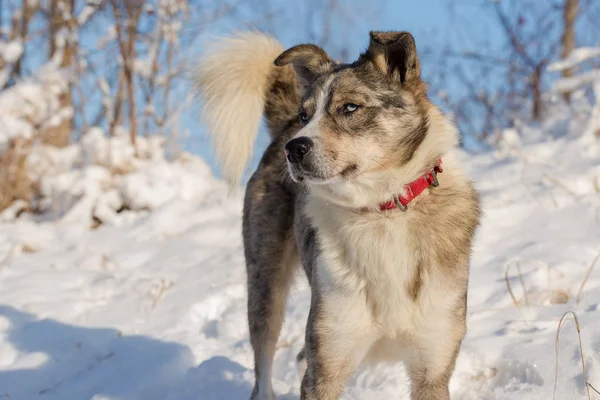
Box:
[1,122,600,399]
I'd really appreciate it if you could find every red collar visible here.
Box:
[379,159,443,212]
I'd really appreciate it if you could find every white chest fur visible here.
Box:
[306,196,437,337]
[305,192,468,375]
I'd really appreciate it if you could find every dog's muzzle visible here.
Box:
[284,137,313,163]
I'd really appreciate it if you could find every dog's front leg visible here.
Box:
[406,305,466,400]
[300,292,374,400]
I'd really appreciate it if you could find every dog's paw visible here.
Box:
[249,384,277,400]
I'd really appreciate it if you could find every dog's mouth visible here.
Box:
[287,163,359,184]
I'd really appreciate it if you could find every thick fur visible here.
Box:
[196,31,481,400]
[194,32,297,186]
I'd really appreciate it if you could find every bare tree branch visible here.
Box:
[561,0,579,102]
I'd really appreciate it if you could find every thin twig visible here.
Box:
[576,251,600,305]
[505,261,529,309]
[519,160,545,208]
[516,262,529,306]
[553,311,591,400]
[544,173,580,200]
[150,279,173,309]
[505,264,519,309]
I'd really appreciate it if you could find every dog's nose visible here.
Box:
[284,137,313,163]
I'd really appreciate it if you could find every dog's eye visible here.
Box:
[343,103,360,113]
[299,110,309,124]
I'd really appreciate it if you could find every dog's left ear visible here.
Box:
[364,31,420,84]
[274,44,333,93]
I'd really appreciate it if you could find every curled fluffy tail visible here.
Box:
[194,32,299,186]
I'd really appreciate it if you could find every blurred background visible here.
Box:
[1,1,600,399]
[2,0,600,214]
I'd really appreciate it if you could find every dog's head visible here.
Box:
[276,31,434,186]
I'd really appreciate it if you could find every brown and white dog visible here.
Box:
[195,31,481,400]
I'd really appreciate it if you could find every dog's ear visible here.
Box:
[364,31,420,84]
[274,44,333,92]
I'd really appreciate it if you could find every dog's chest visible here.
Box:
[308,203,426,333]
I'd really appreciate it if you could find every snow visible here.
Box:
[553,69,600,94]
[550,47,600,105]
[1,52,600,399]
[0,40,24,64]
[134,59,153,79]
[0,64,69,148]
[548,48,600,73]
[77,1,102,27]
[18,127,223,226]
[0,126,599,399]
[0,40,23,88]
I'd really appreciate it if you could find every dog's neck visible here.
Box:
[308,107,459,210]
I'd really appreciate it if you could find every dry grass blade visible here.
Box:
[576,251,600,305]
[553,310,591,400]
[505,264,519,309]
[516,262,529,306]
[0,138,33,214]
[519,160,545,208]
[150,279,174,309]
[544,173,579,200]
[505,261,529,309]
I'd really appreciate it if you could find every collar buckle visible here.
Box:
[393,194,408,212]
[378,159,443,213]
[430,168,440,187]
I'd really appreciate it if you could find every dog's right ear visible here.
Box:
[364,31,420,84]
[274,44,333,93]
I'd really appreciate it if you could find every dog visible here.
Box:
[195,31,481,400]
